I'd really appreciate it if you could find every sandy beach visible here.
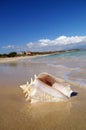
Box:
[0,56,37,63]
[0,56,86,130]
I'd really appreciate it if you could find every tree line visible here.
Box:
[0,52,18,58]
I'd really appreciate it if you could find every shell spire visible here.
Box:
[30,78,34,85]
[34,74,37,79]
[26,81,29,86]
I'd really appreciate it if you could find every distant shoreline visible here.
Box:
[0,54,49,64]
[0,49,85,64]
[0,56,36,64]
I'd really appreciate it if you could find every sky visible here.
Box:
[0,0,86,53]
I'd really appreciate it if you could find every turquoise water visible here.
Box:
[31,50,86,87]
[32,50,86,62]
[32,50,86,65]
[44,50,86,58]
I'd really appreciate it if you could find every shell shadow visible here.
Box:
[71,92,78,97]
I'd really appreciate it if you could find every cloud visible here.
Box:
[26,36,86,51]
[2,45,15,49]
[27,42,34,48]
[38,39,51,46]
[54,36,86,45]
[2,44,27,52]
[2,36,86,53]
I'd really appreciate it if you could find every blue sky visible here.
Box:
[0,0,86,53]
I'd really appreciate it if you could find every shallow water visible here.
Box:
[0,51,86,130]
[31,50,86,87]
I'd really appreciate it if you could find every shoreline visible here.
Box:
[0,54,51,64]
[0,55,41,64]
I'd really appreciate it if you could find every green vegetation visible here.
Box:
[8,52,17,57]
[0,52,17,58]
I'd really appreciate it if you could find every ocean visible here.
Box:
[30,50,86,87]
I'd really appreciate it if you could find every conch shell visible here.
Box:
[20,73,73,103]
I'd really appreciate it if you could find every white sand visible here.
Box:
[0,56,38,63]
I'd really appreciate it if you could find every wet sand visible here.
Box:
[0,59,86,130]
